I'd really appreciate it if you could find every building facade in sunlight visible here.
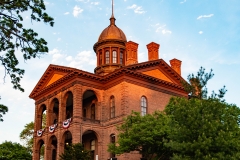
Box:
[30,8,187,160]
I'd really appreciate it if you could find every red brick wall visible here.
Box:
[32,80,173,160]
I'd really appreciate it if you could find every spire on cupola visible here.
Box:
[110,0,116,25]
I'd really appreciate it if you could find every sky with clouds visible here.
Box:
[0,0,240,144]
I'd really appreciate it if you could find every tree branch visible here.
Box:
[0,25,26,41]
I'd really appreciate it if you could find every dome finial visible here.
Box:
[110,0,116,25]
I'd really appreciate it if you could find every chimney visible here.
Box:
[146,42,160,61]
[170,58,182,75]
[126,41,138,65]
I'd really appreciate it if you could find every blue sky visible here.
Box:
[0,0,240,143]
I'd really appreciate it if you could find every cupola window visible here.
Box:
[106,51,110,64]
[120,51,123,64]
[112,51,117,63]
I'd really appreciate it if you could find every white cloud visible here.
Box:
[68,50,96,69]
[57,38,61,41]
[197,14,214,20]
[66,56,73,61]
[162,29,172,34]
[52,53,65,63]
[91,2,99,5]
[127,4,146,14]
[180,0,186,4]
[128,4,137,9]
[73,5,83,17]
[155,24,172,34]
[76,0,90,3]
[48,48,66,63]
[199,31,203,34]
[53,32,60,35]
[156,24,166,32]
[64,12,70,15]
[45,49,96,70]
[48,48,60,55]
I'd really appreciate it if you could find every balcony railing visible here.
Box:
[82,117,100,124]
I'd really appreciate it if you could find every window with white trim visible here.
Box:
[106,51,110,64]
[112,50,117,63]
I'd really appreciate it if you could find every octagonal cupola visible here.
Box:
[93,0,128,76]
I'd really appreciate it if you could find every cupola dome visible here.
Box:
[98,16,127,42]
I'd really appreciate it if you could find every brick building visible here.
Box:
[29,5,187,160]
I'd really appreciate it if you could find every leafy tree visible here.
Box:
[59,143,91,160]
[0,96,8,122]
[0,0,54,92]
[0,141,32,160]
[165,97,240,160]
[20,121,34,153]
[108,111,172,160]
[20,113,46,155]
[164,67,240,160]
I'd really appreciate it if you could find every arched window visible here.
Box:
[91,104,95,120]
[110,134,116,158]
[90,140,95,151]
[141,96,147,116]
[120,51,123,64]
[110,96,115,118]
[106,51,110,64]
[83,108,87,118]
[52,149,56,160]
[51,98,59,125]
[65,92,73,120]
[112,50,117,63]
[90,139,95,160]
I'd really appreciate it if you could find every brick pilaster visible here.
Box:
[57,92,63,160]
[121,82,129,115]
[72,84,82,143]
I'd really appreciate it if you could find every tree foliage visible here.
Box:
[59,143,91,160]
[19,121,34,153]
[0,97,8,122]
[165,97,240,160]
[0,141,32,160]
[182,67,227,100]
[164,67,240,159]
[19,113,46,154]
[108,111,172,160]
[0,0,54,92]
